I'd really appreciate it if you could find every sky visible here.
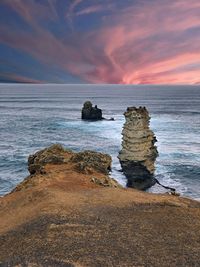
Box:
[0,0,200,84]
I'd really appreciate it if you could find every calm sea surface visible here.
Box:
[0,84,199,199]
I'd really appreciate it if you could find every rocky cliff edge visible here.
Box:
[0,145,200,267]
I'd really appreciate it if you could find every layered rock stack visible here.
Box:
[81,101,103,120]
[118,107,158,190]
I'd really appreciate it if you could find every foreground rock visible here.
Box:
[118,107,158,190]
[0,145,200,267]
[14,144,115,192]
[81,101,103,120]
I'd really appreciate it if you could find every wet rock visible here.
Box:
[118,107,158,190]
[81,101,103,120]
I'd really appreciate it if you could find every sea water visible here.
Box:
[0,84,199,199]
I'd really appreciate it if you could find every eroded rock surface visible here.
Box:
[71,150,112,174]
[28,144,71,175]
[118,107,158,190]
[13,144,115,192]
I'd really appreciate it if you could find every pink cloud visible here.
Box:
[1,0,58,26]
[82,0,200,84]
[1,0,200,84]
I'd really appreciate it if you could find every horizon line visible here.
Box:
[0,83,200,86]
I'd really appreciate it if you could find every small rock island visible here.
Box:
[81,101,103,120]
[118,106,158,190]
[81,101,114,121]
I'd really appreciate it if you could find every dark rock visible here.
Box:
[122,161,157,190]
[81,101,103,120]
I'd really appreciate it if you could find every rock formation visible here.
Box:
[81,101,103,120]
[81,101,115,121]
[28,144,68,175]
[14,144,116,192]
[118,107,158,190]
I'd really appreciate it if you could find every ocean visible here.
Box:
[0,84,199,199]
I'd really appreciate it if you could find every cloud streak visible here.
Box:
[76,5,106,16]
[0,0,200,84]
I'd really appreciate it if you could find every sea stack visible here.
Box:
[118,107,158,190]
[81,101,103,120]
